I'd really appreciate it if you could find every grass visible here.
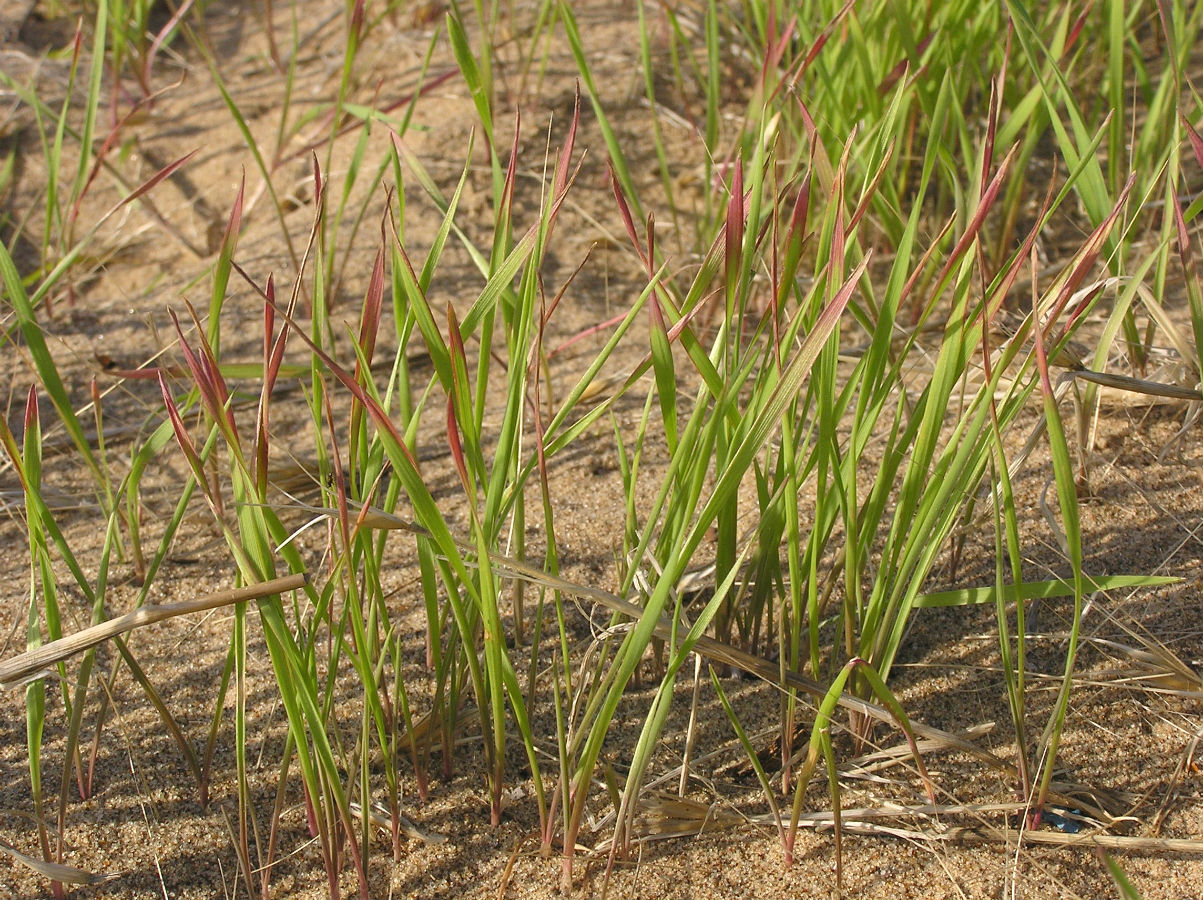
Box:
[0,0,1200,897]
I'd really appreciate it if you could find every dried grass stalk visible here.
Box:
[0,573,308,688]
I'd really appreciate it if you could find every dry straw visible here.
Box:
[0,573,308,689]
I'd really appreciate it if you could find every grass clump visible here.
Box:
[0,1,1199,897]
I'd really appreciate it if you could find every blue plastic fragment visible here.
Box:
[1042,808,1083,834]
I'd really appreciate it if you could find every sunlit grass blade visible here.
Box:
[1029,280,1085,822]
[913,575,1177,609]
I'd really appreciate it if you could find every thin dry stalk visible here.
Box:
[0,838,119,887]
[780,805,1203,854]
[0,574,308,688]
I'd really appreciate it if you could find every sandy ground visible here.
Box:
[0,2,1200,898]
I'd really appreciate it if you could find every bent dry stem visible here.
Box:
[0,574,310,689]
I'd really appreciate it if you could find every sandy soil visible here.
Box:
[0,2,1200,898]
